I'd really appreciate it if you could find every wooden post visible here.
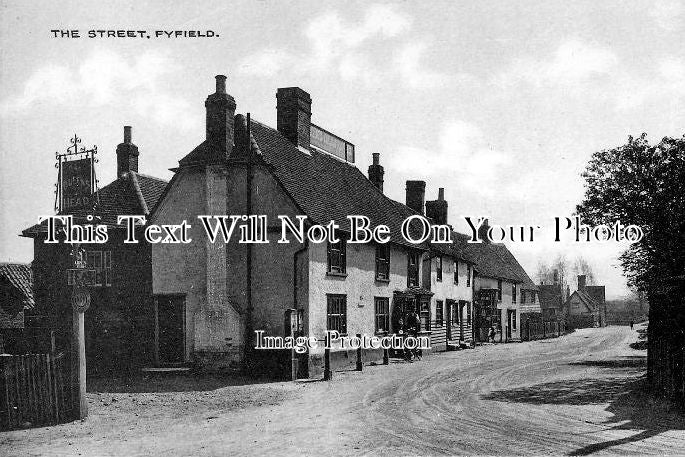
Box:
[291,349,298,381]
[383,341,389,365]
[356,333,363,371]
[71,309,87,419]
[323,347,332,381]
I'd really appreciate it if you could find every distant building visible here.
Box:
[0,263,34,351]
[566,274,607,328]
[466,221,540,343]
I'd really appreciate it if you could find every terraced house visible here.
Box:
[16,74,538,380]
[466,222,540,343]
[149,76,484,378]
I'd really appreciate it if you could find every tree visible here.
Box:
[536,254,569,288]
[572,256,595,287]
[576,133,685,292]
[536,261,551,285]
[576,133,685,401]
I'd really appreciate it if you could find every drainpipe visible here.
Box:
[244,113,254,372]
[293,239,309,309]
[291,238,308,381]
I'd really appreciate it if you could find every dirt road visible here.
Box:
[3,324,684,456]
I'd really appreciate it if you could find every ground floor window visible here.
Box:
[451,301,460,325]
[327,294,347,334]
[374,297,390,334]
[419,300,431,331]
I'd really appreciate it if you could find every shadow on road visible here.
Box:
[88,373,280,393]
[568,356,647,369]
[482,355,685,455]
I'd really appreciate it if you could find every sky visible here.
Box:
[2,0,685,299]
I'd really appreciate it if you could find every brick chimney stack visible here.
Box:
[578,274,587,291]
[205,75,236,156]
[425,188,448,225]
[478,218,491,244]
[116,125,139,177]
[276,87,312,150]
[405,180,426,214]
[368,153,384,192]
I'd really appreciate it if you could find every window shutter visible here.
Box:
[327,242,332,271]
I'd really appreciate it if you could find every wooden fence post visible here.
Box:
[323,347,332,381]
[356,334,363,371]
[383,332,389,365]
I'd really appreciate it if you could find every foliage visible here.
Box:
[576,134,685,292]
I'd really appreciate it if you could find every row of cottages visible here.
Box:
[17,75,538,378]
[21,128,167,374]
[462,226,541,343]
[149,77,482,376]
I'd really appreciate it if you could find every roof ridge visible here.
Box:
[127,171,149,215]
[133,171,169,183]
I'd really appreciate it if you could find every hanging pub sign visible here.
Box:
[61,158,93,211]
[55,134,98,213]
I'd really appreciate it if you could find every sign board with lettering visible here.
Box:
[310,124,355,163]
[61,158,93,211]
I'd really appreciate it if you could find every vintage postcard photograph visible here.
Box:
[1,1,684,455]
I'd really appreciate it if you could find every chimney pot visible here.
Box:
[478,218,490,243]
[215,75,227,94]
[578,274,587,291]
[368,153,385,193]
[425,187,448,224]
[276,87,312,150]
[405,180,426,214]
[205,74,236,156]
[116,125,139,177]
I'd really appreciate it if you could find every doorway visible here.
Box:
[446,300,454,340]
[507,309,515,341]
[155,295,186,365]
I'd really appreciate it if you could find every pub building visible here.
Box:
[19,74,538,379]
[22,127,167,374]
[148,75,488,377]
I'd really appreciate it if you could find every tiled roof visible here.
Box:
[538,284,563,310]
[172,115,536,283]
[22,171,168,235]
[462,241,537,287]
[585,285,606,306]
[0,263,34,309]
[178,141,226,167]
[246,117,427,249]
[571,289,598,312]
